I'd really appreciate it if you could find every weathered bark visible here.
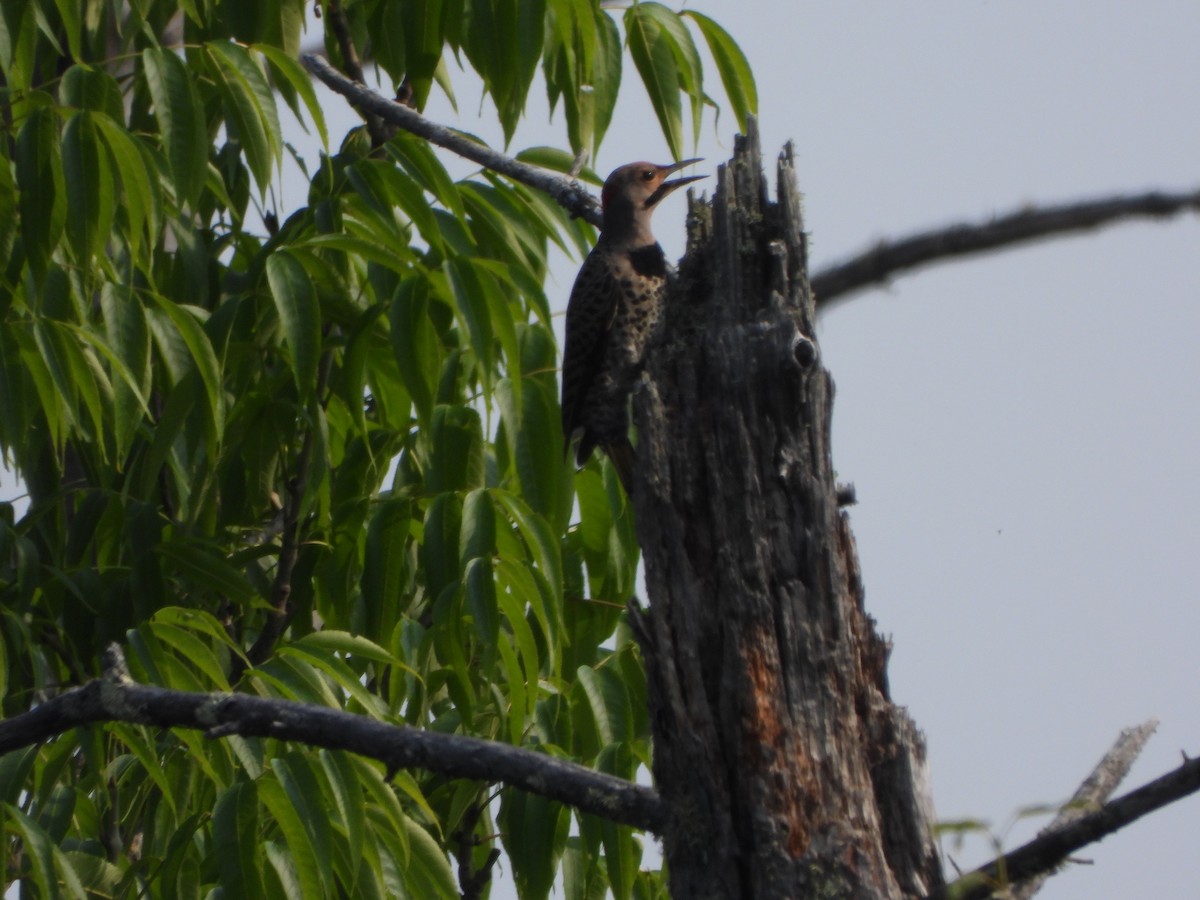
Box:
[630,122,943,898]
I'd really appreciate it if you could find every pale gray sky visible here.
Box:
[280,2,1200,895]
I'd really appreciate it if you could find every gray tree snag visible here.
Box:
[629,122,943,898]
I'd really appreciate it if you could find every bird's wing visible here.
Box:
[560,246,620,448]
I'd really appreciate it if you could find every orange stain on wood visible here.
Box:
[741,623,814,858]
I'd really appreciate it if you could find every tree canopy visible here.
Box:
[0,1,757,896]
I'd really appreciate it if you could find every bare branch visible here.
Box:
[0,645,665,834]
[454,791,502,900]
[929,747,1200,900]
[319,0,391,148]
[1013,719,1158,899]
[302,54,603,228]
[238,350,336,678]
[812,189,1200,309]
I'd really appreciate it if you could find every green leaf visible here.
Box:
[591,9,623,155]
[149,621,231,690]
[368,1,407,79]
[320,750,365,868]
[109,723,178,815]
[495,562,542,710]
[271,756,333,896]
[399,816,458,899]
[256,654,344,709]
[576,664,633,746]
[345,158,443,255]
[299,232,415,273]
[683,11,758,133]
[93,114,160,268]
[0,747,38,806]
[496,631,527,743]
[464,0,545,144]
[51,0,81,61]
[62,851,123,896]
[0,133,16,266]
[463,555,498,645]
[255,43,329,149]
[362,496,413,637]
[266,249,322,403]
[205,40,281,195]
[402,0,443,110]
[459,488,496,566]
[636,3,705,147]
[212,782,265,898]
[494,490,563,610]
[97,281,152,457]
[596,743,640,900]
[563,835,610,900]
[386,134,466,220]
[474,258,523,382]
[15,103,66,277]
[296,630,400,666]
[351,759,413,858]
[498,556,556,676]
[152,606,245,652]
[5,803,88,900]
[278,641,390,714]
[428,404,484,492]
[145,296,225,450]
[60,64,124,119]
[260,776,324,899]
[35,784,74,843]
[263,840,305,898]
[421,492,463,603]
[389,277,440,429]
[28,320,81,440]
[514,146,600,184]
[156,538,257,606]
[443,257,495,387]
[625,4,684,160]
[142,48,208,210]
[498,789,570,900]
[496,373,568,529]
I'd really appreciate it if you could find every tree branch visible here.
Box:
[811,189,1200,308]
[237,349,336,677]
[302,54,603,228]
[319,0,391,148]
[453,790,503,900]
[0,645,665,834]
[1012,719,1158,899]
[930,745,1200,900]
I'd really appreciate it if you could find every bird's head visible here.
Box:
[600,159,704,238]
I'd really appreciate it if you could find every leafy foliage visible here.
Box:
[0,1,754,897]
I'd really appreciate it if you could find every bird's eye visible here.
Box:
[642,169,655,180]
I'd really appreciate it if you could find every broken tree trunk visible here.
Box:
[630,122,943,899]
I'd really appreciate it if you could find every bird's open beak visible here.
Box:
[648,158,705,206]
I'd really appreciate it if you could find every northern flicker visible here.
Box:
[561,159,704,491]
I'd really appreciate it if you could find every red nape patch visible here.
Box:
[601,181,616,209]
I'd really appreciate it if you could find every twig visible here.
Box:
[0,645,666,834]
[237,349,336,677]
[1012,719,1158,899]
[453,790,503,900]
[928,746,1200,900]
[321,0,390,148]
[811,189,1200,309]
[302,54,603,228]
[322,0,365,83]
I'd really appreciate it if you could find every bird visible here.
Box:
[560,158,704,492]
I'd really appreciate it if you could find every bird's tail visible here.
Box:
[603,438,636,496]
